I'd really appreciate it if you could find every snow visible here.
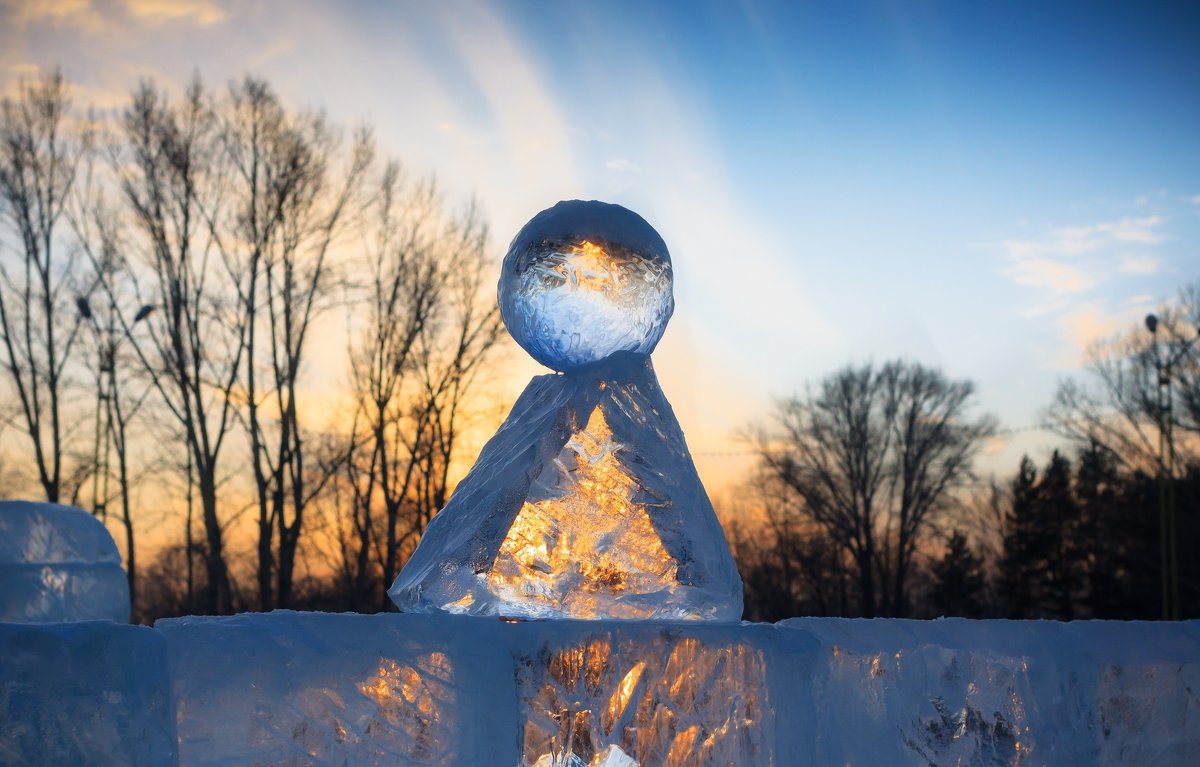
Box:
[0,621,175,766]
[0,500,130,623]
[498,200,673,372]
[389,352,742,622]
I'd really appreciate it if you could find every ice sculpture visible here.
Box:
[516,629,771,767]
[391,200,742,621]
[0,500,130,623]
[498,200,674,372]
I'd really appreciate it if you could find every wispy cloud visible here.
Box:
[605,157,640,173]
[1055,303,1127,366]
[1007,258,1094,294]
[1001,213,1168,303]
[122,0,226,26]
[1118,255,1159,274]
[1002,215,1164,261]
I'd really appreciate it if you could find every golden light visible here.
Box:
[519,633,772,766]
[487,405,679,619]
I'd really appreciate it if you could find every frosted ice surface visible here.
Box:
[158,612,516,767]
[0,500,129,623]
[389,352,742,622]
[515,625,773,767]
[499,200,673,372]
[0,621,175,766]
[777,618,1200,766]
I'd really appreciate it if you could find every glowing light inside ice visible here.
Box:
[486,405,679,620]
[499,200,673,372]
[520,634,771,767]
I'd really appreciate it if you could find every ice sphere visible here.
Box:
[499,200,673,372]
[158,611,517,767]
[390,352,742,621]
[0,621,175,766]
[0,500,130,623]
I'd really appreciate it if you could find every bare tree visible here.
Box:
[0,69,92,503]
[223,77,374,610]
[1047,285,1200,473]
[112,77,245,614]
[755,360,995,617]
[337,168,503,610]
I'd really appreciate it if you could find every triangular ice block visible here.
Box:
[389,352,743,621]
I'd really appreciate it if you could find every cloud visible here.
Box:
[1191,195,1200,206]
[605,157,640,173]
[1118,255,1159,274]
[121,0,225,26]
[1056,304,1125,365]
[1002,215,1164,261]
[13,0,92,21]
[430,2,582,234]
[1002,213,1168,304]
[1007,258,1094,294]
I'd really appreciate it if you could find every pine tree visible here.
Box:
[1039,451,1079,619]
[930,530,986,617]
[1076,441,1120,617]
[1001,456,1040,618]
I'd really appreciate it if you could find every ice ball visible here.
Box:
[499,200,674,372]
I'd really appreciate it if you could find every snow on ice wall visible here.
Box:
[3,613,1198,766]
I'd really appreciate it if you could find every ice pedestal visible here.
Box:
[390,353,742,622]
[0,621,175,766]
[0,500,130,623]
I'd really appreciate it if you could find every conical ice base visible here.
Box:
[389,352,743,622]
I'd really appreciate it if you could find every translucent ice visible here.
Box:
[0,621,175,765]
[390,352,743,622]
[499,200,673,372]
[0,500,129,623]
[158,612,516,767]
[516,626,772,767]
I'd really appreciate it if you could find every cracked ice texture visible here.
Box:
[499,200,673,372]
[0,500,129,623]
[517,628,772,767]
[390,353,743,622]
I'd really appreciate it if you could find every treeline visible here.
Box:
[0,69,503,621]
[736,292,1200,622]
[3,69,1197,625]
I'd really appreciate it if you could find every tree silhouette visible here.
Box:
[929,530,986,618]
[755,360,995,617]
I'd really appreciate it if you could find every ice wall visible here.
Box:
[2,614,1198,766]
[0,621,176,766]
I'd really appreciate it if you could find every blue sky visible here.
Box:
[3,0,1197,488]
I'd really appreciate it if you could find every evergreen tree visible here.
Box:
[1076,441,1120,617]
[1001,456,1040,617]
[930,530,986,617]
[1039,451,1079,619]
